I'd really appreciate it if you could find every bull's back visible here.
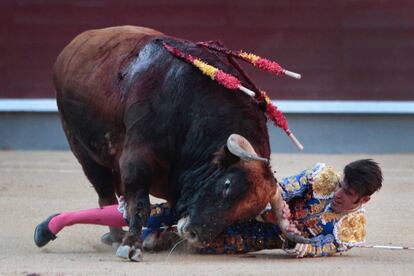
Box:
[53,26,163,165]
[54,26,162,113]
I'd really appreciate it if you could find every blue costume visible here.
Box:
[274,163,366,256]
[142,163,367,256]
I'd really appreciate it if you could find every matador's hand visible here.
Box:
[285,218,301,235]
[281,201,291,220]
[285,243,311,258]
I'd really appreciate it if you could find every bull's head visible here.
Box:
[177,134,277,245]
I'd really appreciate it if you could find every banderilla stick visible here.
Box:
[356,244,414,250]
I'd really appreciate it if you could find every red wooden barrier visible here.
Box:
[1,0,413,100]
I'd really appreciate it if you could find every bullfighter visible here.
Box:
[34,159,382,258]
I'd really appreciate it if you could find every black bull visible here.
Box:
[53,26,292,261]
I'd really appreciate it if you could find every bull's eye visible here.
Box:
[224,179,231,189]
[223,179,231,198]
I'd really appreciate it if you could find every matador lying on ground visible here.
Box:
[34,159,382,258]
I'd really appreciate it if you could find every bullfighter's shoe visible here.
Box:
[34,214,59,247]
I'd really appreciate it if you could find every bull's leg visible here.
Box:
[116,151,152,262]
[67,136,125,245]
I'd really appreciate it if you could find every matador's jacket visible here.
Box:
[143,163,367,256]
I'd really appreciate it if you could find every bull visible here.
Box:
[53,26,292,261]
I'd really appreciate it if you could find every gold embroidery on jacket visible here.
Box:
[335,211,366,246]
[310,201,327,214]
[312,166,340,199]
[321,211,342,224]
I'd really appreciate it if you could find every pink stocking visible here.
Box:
[48,205,127,235]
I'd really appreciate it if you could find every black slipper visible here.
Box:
[34,213,59,247]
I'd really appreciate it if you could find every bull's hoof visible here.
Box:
[129,247,143,262]
[116,245,130,259]
[100,229,125,247]
[101,232,121,247]
[116,245,143,262]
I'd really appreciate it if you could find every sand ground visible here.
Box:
[0,151,413,275]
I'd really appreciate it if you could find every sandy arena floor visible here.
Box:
[0,151,413,275]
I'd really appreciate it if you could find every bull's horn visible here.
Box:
[226,134,268,162]
[270,188,316,245]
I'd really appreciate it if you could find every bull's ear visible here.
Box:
[213,146,240,168]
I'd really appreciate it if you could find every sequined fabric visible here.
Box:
[312,166,341,199]
[198,219,283,254]
[334,210,366,247]
[141,203,177,240]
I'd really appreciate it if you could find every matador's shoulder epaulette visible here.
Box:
[311,164,341,200]
[334,210,366,248]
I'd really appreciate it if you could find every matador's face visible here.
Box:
[332,180,370,212]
